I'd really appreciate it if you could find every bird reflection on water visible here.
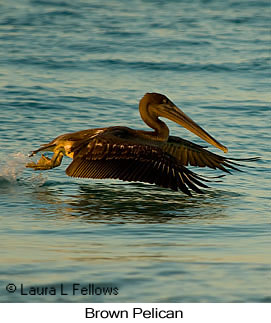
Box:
[31,181,232,224]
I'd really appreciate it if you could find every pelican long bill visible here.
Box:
[157,102,228,153]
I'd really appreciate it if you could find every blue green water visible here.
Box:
[0,0,270,302]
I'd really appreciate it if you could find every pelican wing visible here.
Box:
[65,135,211,195]
[162,136,258,173]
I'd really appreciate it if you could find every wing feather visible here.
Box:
[65,134,213,195]
[162,136,258,172]
[64,130,259,195]
[182,172,204,194]
[182,148,188,165]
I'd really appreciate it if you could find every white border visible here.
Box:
[0,303,270,323]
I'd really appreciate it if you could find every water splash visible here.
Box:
[0,152,47,187]
[27,172,48,187]
[0,152,28,181]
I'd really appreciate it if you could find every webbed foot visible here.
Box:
[26,154,54,170]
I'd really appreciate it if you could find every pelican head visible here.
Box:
[140,93,228,153]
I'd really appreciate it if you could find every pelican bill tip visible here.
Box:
[222,146,228,153]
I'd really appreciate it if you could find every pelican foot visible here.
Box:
[26,154,54,170]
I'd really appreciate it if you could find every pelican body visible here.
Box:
[26,93,258,195]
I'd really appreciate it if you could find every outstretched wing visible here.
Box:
[162,136,259,173]
[65,134,210,196]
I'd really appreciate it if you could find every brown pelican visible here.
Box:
[26,93,258,195]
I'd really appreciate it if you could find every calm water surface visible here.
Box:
[0,0,270,302]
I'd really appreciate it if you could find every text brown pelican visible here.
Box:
[26,93,258,195]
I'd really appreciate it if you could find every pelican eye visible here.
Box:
[162,98,169,104]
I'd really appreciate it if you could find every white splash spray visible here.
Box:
[0,152,47,186]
